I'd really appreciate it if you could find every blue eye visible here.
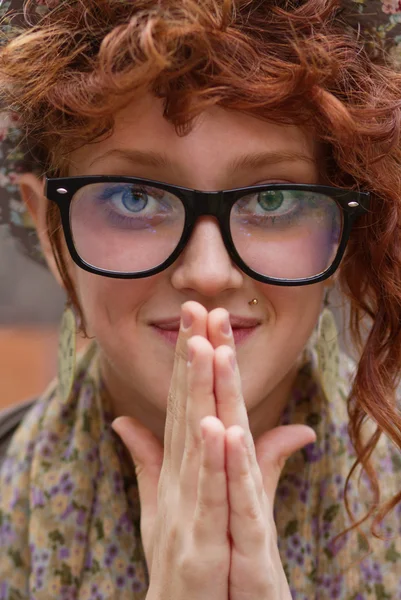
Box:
[99,186,150,213]
[120,188,148,213]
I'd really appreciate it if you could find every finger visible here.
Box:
[179,335,216,500]
[226,425,265,557]
[207,308,236,353]
[164,301,208,473]
[210,311,251,436]
[255,424,317,500]
[192,416,228,548]
[214,345,263,498]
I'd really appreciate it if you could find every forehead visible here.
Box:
[68,93,318,187]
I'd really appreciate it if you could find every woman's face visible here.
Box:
[24,94,327,439]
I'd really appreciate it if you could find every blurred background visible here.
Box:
[0,226,64,411]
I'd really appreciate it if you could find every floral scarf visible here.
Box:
[1,343,401,600]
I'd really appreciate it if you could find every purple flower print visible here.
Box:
[31,486,45,508]
[326,531,348,557]
[61,480,74,495]
[126,564,136,578]
[299,480,311,503]
[59,547,70,560]
[132,579,145,593]
[74,531,86,544]
[104,543,119,566]
[303,442,323,463]
[276,484,290,500]
[286,547,295,560]
[76,508,86,526]
[316,574,344,598]
[10,488,19,509]
[360,558,383,585]
[113,471,123,494]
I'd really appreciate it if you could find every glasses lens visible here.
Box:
[70,182,185,273]
[230,188,343,280]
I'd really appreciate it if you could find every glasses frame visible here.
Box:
[45,175,370,287]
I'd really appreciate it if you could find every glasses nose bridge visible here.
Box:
[192,190,226,220]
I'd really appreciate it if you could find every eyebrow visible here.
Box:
[88,148,315,172]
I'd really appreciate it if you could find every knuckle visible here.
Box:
[233,575,272,597]
[178,548,227,586]
[196,487,227,518]
[177,553,205,586]
[233,497,261,523]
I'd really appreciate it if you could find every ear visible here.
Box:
[18,172,64,288]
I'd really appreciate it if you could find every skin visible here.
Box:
[19,92,327,445]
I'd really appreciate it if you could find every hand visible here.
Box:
[112,302,231,600]
[207,307,316,600]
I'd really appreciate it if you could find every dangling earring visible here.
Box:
[58,302,77,402]
[316,288,340,404]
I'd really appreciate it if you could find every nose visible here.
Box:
[170,216,243,297]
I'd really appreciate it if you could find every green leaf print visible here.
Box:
[95,517,104,539]
[374,583,392,600]
[391,452,401,472]
[82,411,91,433]
[8,588,24,600]
[323,504,340,522]
[357,532,369,552]
[284,519,299,537]
[48,529,65,546]
[7,549,23,568]
[306,413,322,427]
[385,541,401,562]
[55,562,73,586]
[91,558,101,573]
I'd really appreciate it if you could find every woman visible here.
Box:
[1,0,401,598]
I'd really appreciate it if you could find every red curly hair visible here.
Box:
[1,0,401,552]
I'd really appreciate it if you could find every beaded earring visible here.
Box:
[57,303,78,402]
[316,288,340,403]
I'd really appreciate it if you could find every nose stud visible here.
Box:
[248,298,258,305]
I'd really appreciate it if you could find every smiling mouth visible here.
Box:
[151,324,260,346]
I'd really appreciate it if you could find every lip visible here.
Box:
[151,315,261,347]
[151,315,261,329]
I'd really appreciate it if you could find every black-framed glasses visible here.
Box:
[45,176,370,286]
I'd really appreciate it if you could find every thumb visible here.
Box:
[255,424,316,500]
[112,416,163,561]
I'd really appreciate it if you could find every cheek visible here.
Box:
[234,282,326,412]
[73,268,154,336]
[254,281,325,354]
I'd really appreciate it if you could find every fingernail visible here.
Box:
[182,311,193,330]
[221,315,231,335]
